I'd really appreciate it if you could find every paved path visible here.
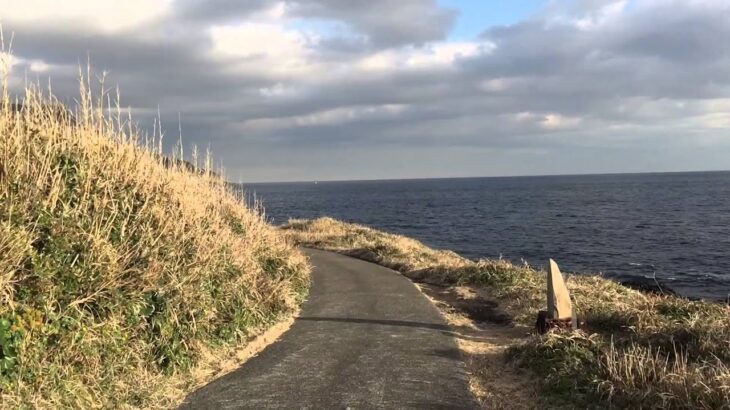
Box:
[181,249,479,409]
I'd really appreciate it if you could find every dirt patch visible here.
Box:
[457,325,540,410]
[418,284,513,325]
[414,283,545,410]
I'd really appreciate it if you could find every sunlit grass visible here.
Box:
[0,57,310,406]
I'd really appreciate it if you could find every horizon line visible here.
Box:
[234,168,730,185]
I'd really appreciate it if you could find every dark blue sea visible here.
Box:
[243,172,730,301]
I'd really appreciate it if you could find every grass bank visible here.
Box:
[0,79,310,407]
[284,217,730,409]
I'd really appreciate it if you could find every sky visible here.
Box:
[1,0,729,182]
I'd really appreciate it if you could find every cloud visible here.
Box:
[0,0,728,181]
[172,0,270,24]
[209,22,318,77]
[286,0,457,47]
[0,0,173,32]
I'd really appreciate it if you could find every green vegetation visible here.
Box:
[0,77,310,407]
[285,217,730,409]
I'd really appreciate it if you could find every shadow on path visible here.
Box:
[180,249,479,409]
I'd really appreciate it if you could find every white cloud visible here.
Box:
[210,23,319,77]
[264,2,288,20]
[574,0,628,30]
[240,104,408,132]
[0,0,172,32]
[480,78,512,92]
[258,83,297,98]
[514,112,536,123]
[358,51,398,71]
[357,41,490,72]
[512,112,583,130]
[698,113,730,129]
[541,114,582,130]
[405,42,485,67]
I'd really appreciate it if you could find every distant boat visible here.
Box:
[314,181,318,185]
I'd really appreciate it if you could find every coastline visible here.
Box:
[246,173,730,302]
[283,217,730,409]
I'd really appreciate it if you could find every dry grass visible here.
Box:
[285,217,730,409]
[0,65,310,406]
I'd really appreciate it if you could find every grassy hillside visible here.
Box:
[0,82,310,407]
[284,217,730,409]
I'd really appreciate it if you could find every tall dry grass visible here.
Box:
[0,57,309,406]
[285,217,730,409]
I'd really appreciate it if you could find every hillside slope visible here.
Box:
[0,83,309,408]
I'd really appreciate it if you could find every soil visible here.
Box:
[413,283,547,410]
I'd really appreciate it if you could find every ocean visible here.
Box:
[243,171,730,301]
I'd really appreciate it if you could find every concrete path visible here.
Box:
[180,249,479,409]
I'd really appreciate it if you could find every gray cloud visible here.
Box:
[174,0,270,23]
[287,0,456,47]
[2,0,730,182]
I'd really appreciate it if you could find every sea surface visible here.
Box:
[243,172,730,301]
